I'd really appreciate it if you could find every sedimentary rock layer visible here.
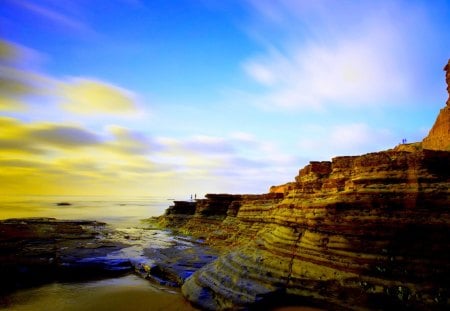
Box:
[160,149,450,310]
[423,59,450,151]
[158,59,450,310]
[422,105,450,151]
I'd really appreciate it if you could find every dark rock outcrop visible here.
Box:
[0,218,132,292]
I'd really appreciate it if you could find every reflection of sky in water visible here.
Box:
[0,195,183,226]
[2,274,197,311]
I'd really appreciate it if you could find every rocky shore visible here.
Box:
[0,218,131,292]
[155,61,450,310]
[0,217,218,306]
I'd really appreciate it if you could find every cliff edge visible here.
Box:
[158,61,450,310]
[422,59,450,151]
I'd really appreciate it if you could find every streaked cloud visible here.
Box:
[0,116,165,195]
[0,117,101,155]
[60,78,140,115]
[151,132,300,193]
[297,122,394,160]
[241,0,436,110]
[0,113,293,195]
[0,40,39,110]
[13,0,91,33]
[107,125,156,155]
[30,124,100,148]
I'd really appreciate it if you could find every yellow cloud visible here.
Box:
[0,39,16,61]
[0,40,39,111]
[0,117,176,197]
[30,124,100,148]
[60,78,139,115]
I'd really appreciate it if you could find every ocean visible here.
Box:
[0,195,183,226]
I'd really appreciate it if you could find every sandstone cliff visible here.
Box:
[422,59,450,151]
[157,62,450,310]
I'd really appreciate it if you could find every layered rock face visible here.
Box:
[158,62,450,310]
[159,193,284,247]
[169,150,449,310]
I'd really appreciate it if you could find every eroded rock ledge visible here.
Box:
[158,148,449,310]
[157,60,450,310]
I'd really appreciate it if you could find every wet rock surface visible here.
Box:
[139,242,219,287]
[0,217,218,301]
[0,218,132,292]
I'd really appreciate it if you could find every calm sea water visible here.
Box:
[0,195,184,227]
[0,275,197,311]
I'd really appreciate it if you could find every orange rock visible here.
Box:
[422,59,450,151]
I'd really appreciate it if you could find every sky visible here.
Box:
[0,0,449,198]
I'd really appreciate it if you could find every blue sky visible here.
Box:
[0,0,449,197]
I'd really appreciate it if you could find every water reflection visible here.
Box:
[1,274,197,311]
[0,195,178,227]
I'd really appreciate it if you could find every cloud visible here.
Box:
[14,1,91,33]
[0,39,169,196]
[184,135,235,154]
[0,117,102,155]
[30,124,101,148]
[0,117,42,153]
[151,132,301,193]
[0,117,171,196]
[0,40,43,111]
[0,40,148,120]
[0,115,299,196]
[240,0,437,111]
[107,125,156,154]
[60,78,140,115]
[297,122,394,160]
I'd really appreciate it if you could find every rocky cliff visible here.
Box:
[422,59,450,151]
[157,62,450,310]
